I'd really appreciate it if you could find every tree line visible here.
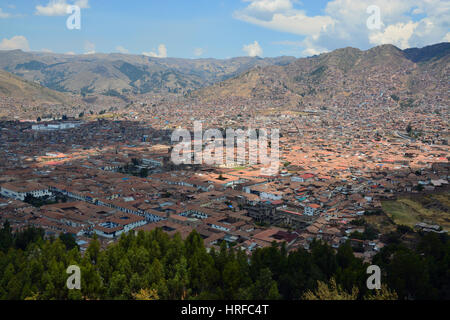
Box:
[0,220,448,300]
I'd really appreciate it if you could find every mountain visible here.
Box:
[0,42,447,116]
[403,42,450,62]
[0,69,72,105]
[0,50,296,95]
[191,43,450,105]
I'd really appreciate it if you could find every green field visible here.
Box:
[382,193,450,231]
[364,214,397,234]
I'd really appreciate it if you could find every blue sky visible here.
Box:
[0,0,449,58]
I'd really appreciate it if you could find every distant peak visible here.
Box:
[370,44,402,52]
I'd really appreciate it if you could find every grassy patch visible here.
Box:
[382,200,420,228]
[382,193,450,231]
[364,214,397,234]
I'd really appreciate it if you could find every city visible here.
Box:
[0,0,448,307]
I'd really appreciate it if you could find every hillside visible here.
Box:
[0,43,447,119]
[0,69,71,105]
[191,43,450,106]
[0,50,296,95]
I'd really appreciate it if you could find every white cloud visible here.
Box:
[84,41,95,54]
[234,2,334,37]
[0,8,11,18]
[41,48,53,53]
[369,21,418,49]
[243,0,293,14]
[194,48,204,57]
[238,12,334,36]
[75,0,89,8]
[302,46,327,56]
[65,51,76,55]
[243,41,263,57]
[235,0,450,56]
[115,46,129,54]
[143,44,168,58]
[35,0,89,16]
[0,35,30,51]
[443,32,450,42]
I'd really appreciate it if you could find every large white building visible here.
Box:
[93,214,147,238]
[0,182,52,201]
[32,122,81,131]
[244,182,283,201]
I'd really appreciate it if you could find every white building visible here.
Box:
[142,158,163,167]
[94,214,147,238]
[32,122,81,131]
[0,182,52,201]
[304,204,320,216]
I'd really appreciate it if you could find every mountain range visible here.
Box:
[0,42,448,114]
[0,50,295,96]
[192,42,450,103]
[0,69,72,105]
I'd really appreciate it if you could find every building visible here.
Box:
[94,214,147,238]
[32,122,81,131]
[0,182,52,201]
[304,204,320,216]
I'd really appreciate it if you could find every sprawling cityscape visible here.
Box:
[0,0,448,307]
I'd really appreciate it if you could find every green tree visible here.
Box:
[139,168,149,178]
[59,233,78,250]
[310,240,337,278]
[250,268,280,300]
[0,221,13,252]
[86,235,100,265]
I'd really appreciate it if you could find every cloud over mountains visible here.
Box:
[234,0,450,56]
